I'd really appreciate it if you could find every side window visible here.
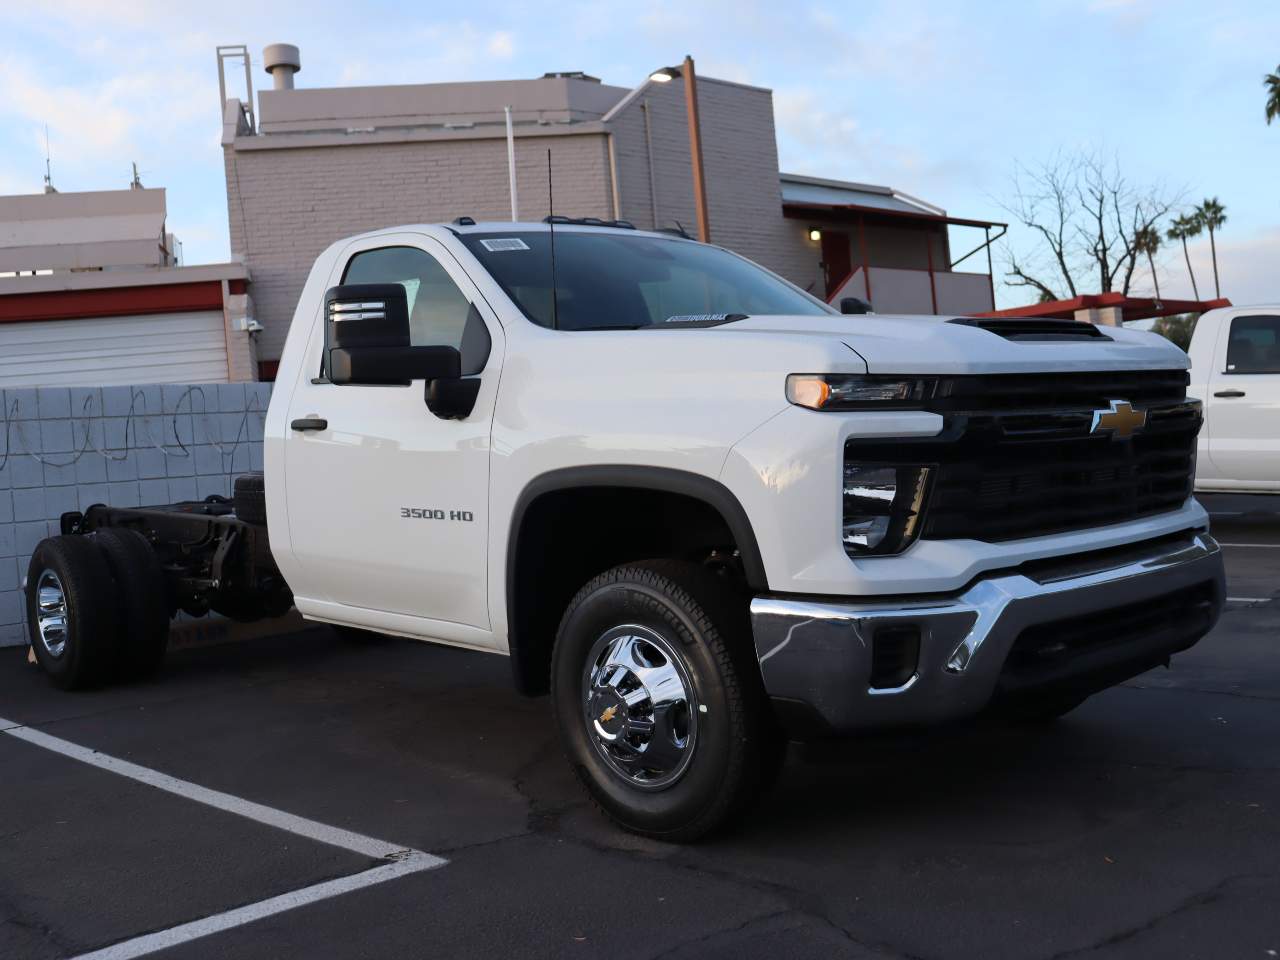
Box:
[342,246,471,350]
[1225,315,1280,374]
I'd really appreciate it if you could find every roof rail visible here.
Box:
[541,215,636,230]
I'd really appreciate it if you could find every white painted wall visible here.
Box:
[933,271,995,315]
[829,268,991,315]
[0,312,229,387]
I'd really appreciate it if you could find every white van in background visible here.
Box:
[1188,306,1280,494]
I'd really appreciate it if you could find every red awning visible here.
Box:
[978,292,1231,324]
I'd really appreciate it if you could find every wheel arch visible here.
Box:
[505,465,766,696]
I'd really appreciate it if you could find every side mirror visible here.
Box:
[325,283,461,384]
[840,297,873,315]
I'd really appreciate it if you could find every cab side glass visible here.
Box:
[321,245,491,377]
[1224,315,1280,374]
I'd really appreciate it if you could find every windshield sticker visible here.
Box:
[479,237,531,252]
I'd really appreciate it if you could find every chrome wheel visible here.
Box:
[582,625,698,790]
[35,570,69,659]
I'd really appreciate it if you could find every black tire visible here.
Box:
[93,529,170,679]
[551,560,784,842]
[25,536,120,690]
[233,472,267,526]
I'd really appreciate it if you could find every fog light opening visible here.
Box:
[869,625,921,691]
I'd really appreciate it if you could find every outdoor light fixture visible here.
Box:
[649,66,681,82]
[809,228,822,242]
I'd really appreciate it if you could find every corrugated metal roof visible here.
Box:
[779,176,937,216]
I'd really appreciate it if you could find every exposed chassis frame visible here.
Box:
[60,498,291,622]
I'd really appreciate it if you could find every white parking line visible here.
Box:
[1227,597,1273,604]
[0,717,447,958]
[1219,542,1280,548]
[68,855,439,960]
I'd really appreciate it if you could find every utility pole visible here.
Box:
[682,55,710,242]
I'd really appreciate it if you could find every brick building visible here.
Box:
[221,50,1001,374]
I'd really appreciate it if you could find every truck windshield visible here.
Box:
[459,231,833,330]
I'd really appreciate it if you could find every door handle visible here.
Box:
[1213,390,1246,398]
[290,417,328,431]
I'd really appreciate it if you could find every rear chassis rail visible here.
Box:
[61,499,292,622]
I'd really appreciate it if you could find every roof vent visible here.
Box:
[540,71,601,83]
[263,43,301,90]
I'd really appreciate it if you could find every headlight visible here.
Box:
[787,374,938,410]
[843,463,932,556]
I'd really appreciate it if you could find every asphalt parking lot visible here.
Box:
[2,494,1277,960]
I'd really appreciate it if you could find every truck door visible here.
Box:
[282,234,503,636]
[1206,313,1280,489]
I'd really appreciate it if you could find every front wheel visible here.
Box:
[551,561,783,841]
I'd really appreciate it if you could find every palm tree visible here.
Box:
[1166,214,1201,301]
[1266,65,1280,125]
[1194,197,1227,298]
[1134,225,1162,300]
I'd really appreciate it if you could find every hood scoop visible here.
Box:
[948,317,1112,342]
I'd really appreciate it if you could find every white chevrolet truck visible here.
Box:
[1187,304,1280,494]
[26,220,1225,840]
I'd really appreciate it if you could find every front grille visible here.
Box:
[846,370,1199,543]
[927,368,1189,413]
[999,580,1217,693]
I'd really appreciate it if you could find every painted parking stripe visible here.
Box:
[1218,542,1280,548]
[67,854,439,960]
[1,719,439,860]
[1227,597,1272,604]
[0,717,447,959]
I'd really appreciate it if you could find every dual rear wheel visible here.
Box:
[26,531,170,690]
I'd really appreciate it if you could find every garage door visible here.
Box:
[0,310,229,387]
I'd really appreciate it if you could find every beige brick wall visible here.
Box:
[224,79,846,362]
[224,133,613,362]
[609,79,825,298]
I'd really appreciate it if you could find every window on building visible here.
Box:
[1225,315,1280,374]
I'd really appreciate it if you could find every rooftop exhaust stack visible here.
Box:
[263,43,301,90]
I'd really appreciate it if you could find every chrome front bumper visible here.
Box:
[750,531,1225,734]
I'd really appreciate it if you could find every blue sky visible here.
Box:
[2,0,1276,308]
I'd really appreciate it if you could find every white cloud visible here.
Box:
[1174,227,1280,306]
[486,31,515,60]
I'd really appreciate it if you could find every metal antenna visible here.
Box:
[547,149,560,331]
[42,125,55,192]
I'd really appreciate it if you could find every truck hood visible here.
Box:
[726,313,1189,375]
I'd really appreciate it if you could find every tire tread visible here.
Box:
[93,528,170,679]
[552,560,782,841]
[25,536,119,690]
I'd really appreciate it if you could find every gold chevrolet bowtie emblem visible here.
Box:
[598,705,619,724]
[1090,399,1147,439]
